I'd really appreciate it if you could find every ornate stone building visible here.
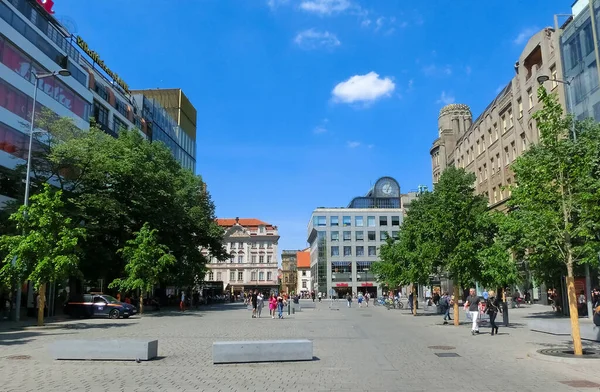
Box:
[281,250,299,294]
[204,218,280,297]
[430,27,566,211]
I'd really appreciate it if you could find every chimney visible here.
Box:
[235,217,239,224]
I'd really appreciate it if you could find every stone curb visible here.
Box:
[527,349,600,364]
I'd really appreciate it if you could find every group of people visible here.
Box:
[248,290,287,319]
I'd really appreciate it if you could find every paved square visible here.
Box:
[1,301,600,391]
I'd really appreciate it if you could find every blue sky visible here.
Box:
[58,0,568,257]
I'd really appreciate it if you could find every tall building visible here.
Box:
[296,248,311,295]
[204,218,280,297]
[430,27,566,211]
[559,0,600,122]
[0,0,196,208]
[281,250,299,294]
[307,177,408,298]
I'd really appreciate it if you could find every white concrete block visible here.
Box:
[213,339,313,364]
[50,339,158,361]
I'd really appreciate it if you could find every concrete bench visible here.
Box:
[213,339,313,364]
[528,319,600,342]
[50,339,158,361]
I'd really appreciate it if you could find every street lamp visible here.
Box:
[14,69,70,322]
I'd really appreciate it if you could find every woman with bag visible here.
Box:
[269,294,277,319]
[486,290,502,336]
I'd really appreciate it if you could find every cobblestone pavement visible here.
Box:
[1,300,600,391]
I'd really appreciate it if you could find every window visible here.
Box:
[302,281,307,288]
[267,242,273,248]
[302,270,307,276]
[238,256,243,263]
[94,83,109,101]
[251,271,257,281]
[477,140,481,154]
[113,116,127,132]
[267,255,272,263]
[481,136,486,151]
[356,246,364,256]
[494,123,499,141]
[501,115,507,133]
[368,231,376,241]
[511,141,516,161]
[391,216,400,226]
[507,179,512,196]
[314,216,326,226]
[517,98,523,118]
[93,100,109,126]
[391,231,399,239]
[259,272,264,281]
[368,246,377,256]
[331,231,339,242]
[496,153,501,172]
[493,187,497,203]
[330,216,339,226]
[229,255,234,263]
[343,246,351,256]
[478,167,482,183]
[331,246,339,256]
[259,242,265,249]
[488,129,492,144]
[208,271,214,281]
[520,133,527,151]
[238,271,243,281]
[259,225,265,233]
[355,216,364,227]
[259,255,264,263]
[490,158,494,175]
[367,216,376,227]
[508,109,513,127]
[267,272,272,281]
[483,163,487,180]
[355,231,364,241]
[550,65,558,89]
[343,231,351,241]
[504,147,510,165]
[342,216,351,226]
[380,231,388,241]
[216,272,221,281]
[527,88,533,109]
[230,271,235,281]
[379,216,388,226]
[251,255,257,263]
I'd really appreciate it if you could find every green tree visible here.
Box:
[0,184,85,325]
[504,86,600,355]
[109,223,176,314]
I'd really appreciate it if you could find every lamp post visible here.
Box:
[13,69,70,322]
[538,74,593,319]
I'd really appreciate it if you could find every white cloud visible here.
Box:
[347,141,361,148]
[436,91,455,105]
[513,26,539,45]
[313,126,328,134]
[422,64,452,76]
[294,29,340,50]
[300,0,352,15]
[267,0,289,9]
[332,72,395,104]
[361,19,372,27]
[407,79,414,91]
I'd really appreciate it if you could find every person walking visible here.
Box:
[346,293,352,308]
[486,290,501,336]
[464,288,481,335]
[440,292,452,324]
[269,294,277,319]
[257,292,264,318]
[251,290,258,318]
[180,291,186,312]
[277,294,285,319]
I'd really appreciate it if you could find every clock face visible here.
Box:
[382,182,392,195]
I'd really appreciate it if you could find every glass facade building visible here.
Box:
[307,177,405,298]
[560,0,600,121]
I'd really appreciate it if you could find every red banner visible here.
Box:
[336,283,349,287]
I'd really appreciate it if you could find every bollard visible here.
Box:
[502,301,509,326]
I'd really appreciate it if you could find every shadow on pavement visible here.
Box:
[0,331,74,346]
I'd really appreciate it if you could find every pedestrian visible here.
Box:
[365,293,370,307]
[277,294,285,319]
[180,291,186,312]
[311,291,315,302]
[408,292,414,312]
[318,292,322,302]
[251,290,258,318]
[464,288,481,335]
[440,292,452,324]
[357,292,363,308]
[256,292,264,318]
[269,294,277,319]
[486,290,501,336]
[346,293,352,308]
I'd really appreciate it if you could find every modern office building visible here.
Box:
[307,177,407,298]
[0,0,197,208]
[559,0,600,122]
[203,218,280,297]
[281,250,299,295]
[296,248,311,295]
[430,27,566,211]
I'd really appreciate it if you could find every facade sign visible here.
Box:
[36,0,55,14]
[75,36,130,94]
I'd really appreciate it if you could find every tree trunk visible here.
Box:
[37,283,46,327]
[453,284,460,326]
[139,293,144,315]
[412,284,417,315]
[566,261,583,355]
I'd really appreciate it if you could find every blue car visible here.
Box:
[64,294,137,319]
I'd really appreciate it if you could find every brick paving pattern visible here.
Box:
[1,301,600,391]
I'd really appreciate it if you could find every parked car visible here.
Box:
[63,294,137,319]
